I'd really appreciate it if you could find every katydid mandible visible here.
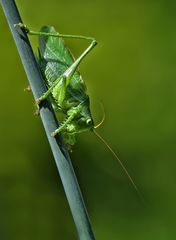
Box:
[15,23,139,194]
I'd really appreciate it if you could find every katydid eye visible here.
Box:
[86,119,92,125]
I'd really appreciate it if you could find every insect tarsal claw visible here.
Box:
[24,85,31,92]
[35,98,41,106]
[14,23,29,33]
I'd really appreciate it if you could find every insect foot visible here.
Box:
[24,85,31,92]
[34,108,40,117]
[14,23,29,33]
[34,99,41,116]
[35,98,41,106]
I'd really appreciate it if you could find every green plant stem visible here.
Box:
[0,1,96,239]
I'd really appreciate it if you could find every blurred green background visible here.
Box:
[1,0,176,239]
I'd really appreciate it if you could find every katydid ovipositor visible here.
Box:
[15,23,139,194]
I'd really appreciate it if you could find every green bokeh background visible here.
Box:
[1,0,176,239]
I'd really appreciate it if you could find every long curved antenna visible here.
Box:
[94,102,105,129]
[93,130,140,195]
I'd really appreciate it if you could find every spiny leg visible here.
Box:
[15,24,97,80]
[14,23,96,42]
[51,106,80,137]
[15,23,97,104]
[18,23,98,105]
[35,38,97,108]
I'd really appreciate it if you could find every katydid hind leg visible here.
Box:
[15,23,97,74]
[15,23,97,100]
[18,23,97,87]
[49,37,97,95]
[63,39,97,86]
[15,23,97,42]
[36,40,97,105]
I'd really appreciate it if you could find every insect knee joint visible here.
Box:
[92,39,98,46]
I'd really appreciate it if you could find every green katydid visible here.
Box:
[15,23,139,194]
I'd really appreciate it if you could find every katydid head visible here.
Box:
[67,98,94,132]
[65,118,94,134]
[61,118,93,146]
[61,116,94,146]
[61,99,94,145]
[66,114,94,134]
